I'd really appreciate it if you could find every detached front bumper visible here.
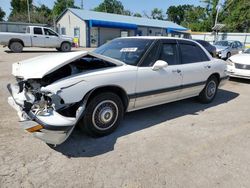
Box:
[7,83,77,145]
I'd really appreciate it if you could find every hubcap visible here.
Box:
[92,100,118,131]
[206,80,216,98]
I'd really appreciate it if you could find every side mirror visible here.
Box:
[239,50,243,54]
[152,60,168,71]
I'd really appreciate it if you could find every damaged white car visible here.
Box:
[8,37,228,145]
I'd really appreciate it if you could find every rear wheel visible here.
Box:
[9,41,23,53]
[79,92,124,137]
[60,42,71,52]
[198,76,218,103]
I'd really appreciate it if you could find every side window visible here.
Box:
[237,41,242,48]
[140,42,160,67]
[44,28,58,36]
[231,42,237,48]
[179,43,209,64]
[34,27,43,35]
[159,43,178,65]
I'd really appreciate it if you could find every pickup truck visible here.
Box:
[0,26,73,53]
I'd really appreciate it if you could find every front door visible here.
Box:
[44,28,60,47]
[135,39,182,109]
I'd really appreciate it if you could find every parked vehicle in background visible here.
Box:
[227,48,250,79]
[214,40,244,59]
[195,39,216,57]
[0,26,73,53]
[7,37,228,145]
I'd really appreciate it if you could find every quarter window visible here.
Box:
[179,44,209,64]
[34,27,43,35]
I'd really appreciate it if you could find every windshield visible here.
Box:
[94,38,154,65]
[244,48,250,54]
[214,41,232,47]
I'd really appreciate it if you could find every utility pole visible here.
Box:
[81,0,83,9]
[27,0,31,23]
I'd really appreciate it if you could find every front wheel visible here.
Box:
[198,76,218,103]
[226,52,231,59]
[60,42,71,52]
[79,92,124,137]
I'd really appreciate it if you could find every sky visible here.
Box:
[0,0,204,20]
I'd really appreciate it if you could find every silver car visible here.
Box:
[214,40,244,59]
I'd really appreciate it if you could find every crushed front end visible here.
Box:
[7,79,84,145]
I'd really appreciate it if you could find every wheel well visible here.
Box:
[209,73,220,83]
[9,39,24,47]
[86,86,129,111]
[61,41,71,47]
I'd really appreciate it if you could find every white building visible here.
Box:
[56,8,188,47]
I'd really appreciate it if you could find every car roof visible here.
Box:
[120,36,195,42]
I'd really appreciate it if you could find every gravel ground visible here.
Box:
[0,46,250,188]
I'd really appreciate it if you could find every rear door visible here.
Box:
[135,39,183,109]
[177,40,212,98]
[44,28,60,47]
[31,27,46,47]
[231,41,239,55]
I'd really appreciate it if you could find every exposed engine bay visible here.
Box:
[11,55,116,120]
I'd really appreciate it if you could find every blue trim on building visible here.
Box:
[90,19,138,30]
[166,27,188,33]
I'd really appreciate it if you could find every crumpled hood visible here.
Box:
[214,45,229,52]
[229,53,250,65]
[12,51,125,80]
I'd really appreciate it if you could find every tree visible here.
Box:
[93,0,125,15]
[53,0,79,17]
[201,0,220,31]
[180,6,207,31]
[167,5,184,24]
[221,0,250,32]
[0,7,6,21]
[133,13,142,17]
[33,5,53,24]
[151,8,164,20]
[8,0,33,22]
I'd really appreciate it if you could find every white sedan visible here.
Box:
[227,48,250,79]
[7,37,228,145]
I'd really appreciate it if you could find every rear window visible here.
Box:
[34,27,43,35]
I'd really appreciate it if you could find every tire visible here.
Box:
[226,52,231,59]
[9,41,23,53]
[198,76,218,103]
[60,42,71,52]
[79,92,124,137]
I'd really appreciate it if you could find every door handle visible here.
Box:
[172,69,181,73]
[45,37,49,38]
[33,36,37,38]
